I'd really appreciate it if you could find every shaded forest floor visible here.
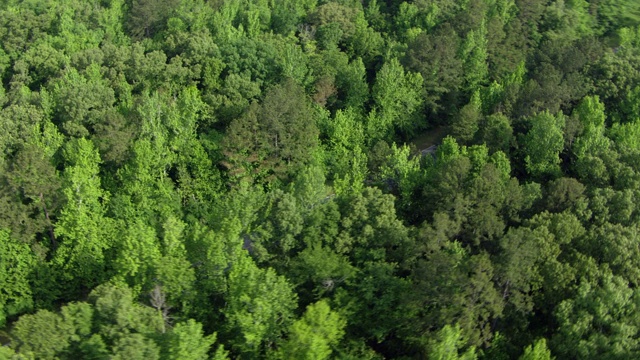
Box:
[406,125,448,154]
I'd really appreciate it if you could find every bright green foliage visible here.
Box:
[0,229,35,326]
[111,333,161,360]
[571,96,610,159]
[332,145,368,197]
[369,58,425,140]
[3,0,640,359]
[328,108,365,150]
[156,218,196,308]
[335,57,369,111]
[523,111,566,178]
[461,20,489,93]
[224,253,298,356]
[166,319,217,360]
[275,300,346,360]
[289,164,327,211]
[427,324,477,360]
[519,339,553,360]
[111,213,161,294]
[552,261,640,359]
[347,10,385,64]
[379,143,423,207]
[11,309,72,359]
[53,138,112,293]
[394,2,422,42]
[609,120,640,151]
[325,109,368,196]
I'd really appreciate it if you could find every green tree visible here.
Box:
[50,65,117,137]
[224,253,298,357]
[111,333,161,360]
[166,319,217,360]
[522,111,565,178]
[53,138,113,296]
[552,260,640,359]
[427,324,477,360]
[274,300,346,360]
[519,339,553,360]
[369,58,424,140]
[403,25,464,116]
[378,142,423,209]
[571,96,610,160]
[461,20,489,93]
[452,91,483,143]
[127,0,180,39]
[0,229,35,326]
[11,309,72,359]
[223,79,319,183]
[476,113,515,153]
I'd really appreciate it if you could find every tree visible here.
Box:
[571,96,610,160]
[166,319,217,360]
[552,260,640,359]
[50,65,117,137]
[53,138,113,296]
[378,142,423,209]
[10,309,72,359]
[0,229,35,326]
[223,79,319,183]
[224,253,298,357]
[127,0,180,39]
[111,333,161,360]
[426,324,477,360]
[274,300,346,360]
[522,111,565,178]
[519,339,553,360]
[452,91,483,143]
[476,113,514,153]
[403,25,464,116]
[461,20,489,93]
[369,58,424,140]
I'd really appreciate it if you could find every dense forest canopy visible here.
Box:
[1,0,640,358]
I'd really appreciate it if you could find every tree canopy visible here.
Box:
[1,0,640,359]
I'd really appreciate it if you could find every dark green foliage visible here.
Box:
[403,24,463,116]
[127,0,180,39]
[223,79,318,183]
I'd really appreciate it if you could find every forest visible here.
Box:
[1,0,640,358]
